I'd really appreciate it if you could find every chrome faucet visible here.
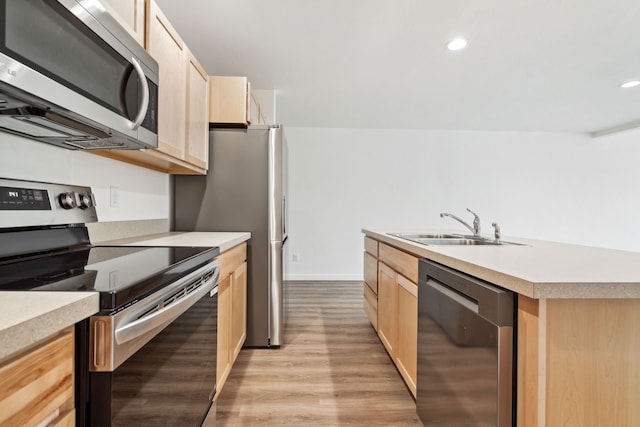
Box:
[440,208,481,237]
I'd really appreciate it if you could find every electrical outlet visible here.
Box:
[110,186,119,207]
[292,254,298,262]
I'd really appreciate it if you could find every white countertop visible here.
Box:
[0,232,249,362]
[364,229,640,299]
[96,231,251,252]
[0,292,98,362]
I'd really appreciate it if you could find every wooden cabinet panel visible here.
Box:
[185,51,209,170]
[101,0,145,45]
[396,275,417,397]
[364,283,378,330]
[146,0,186,160]
[0,326,74,427]
[517,295,540,427]
[364,251,378,294]
[218,243,247,279]
[377,262,397,356]
[216,243,248,394]
[379,243,418,284]
[544,299,640,427]
[217,274,232,390]
[209,76,250,125]
[365,236,419,397]
[231,261,247,361]
[364,236,378,257]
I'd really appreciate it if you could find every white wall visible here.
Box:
[0,134,170,222]
[284,127,640,280]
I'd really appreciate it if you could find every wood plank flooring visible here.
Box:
[208,281,422,426]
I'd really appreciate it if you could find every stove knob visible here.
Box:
[58,192,76,210]
[78,193,93,209]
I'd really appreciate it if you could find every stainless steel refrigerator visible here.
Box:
[174,125,286,347]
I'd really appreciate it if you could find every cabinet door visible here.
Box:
[396,275,417,397]
[0,327,74,427]
[101,0,145,45]
[364,251,378,294]
[377,262,397,356]
[209,76,249,125]
[231,261,247,361]
[216,274,232,390]
[146,0,186,159]
[185,50,209,170]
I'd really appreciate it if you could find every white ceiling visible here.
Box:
[155,0,640,133]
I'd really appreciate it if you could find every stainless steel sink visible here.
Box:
[416,238,503,245]
[389,233,460,239]
[388,232,522,246]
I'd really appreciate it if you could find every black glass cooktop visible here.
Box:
[0,245,219,311]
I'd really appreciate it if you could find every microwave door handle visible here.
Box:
[130,57,149,130]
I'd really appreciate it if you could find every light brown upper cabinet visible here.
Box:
[100,0,145,45]
[209,76,252,126]
[147,0,187,160]
[92,0,209,174]
[185,51,210,170]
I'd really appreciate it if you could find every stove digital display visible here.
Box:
[0,186,51,210]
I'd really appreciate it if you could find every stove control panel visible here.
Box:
[0,178,98,227]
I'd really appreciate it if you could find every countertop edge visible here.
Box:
[95,231,251,253]
[0,292,99,362]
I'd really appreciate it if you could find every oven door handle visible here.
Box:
[115,277,217,345]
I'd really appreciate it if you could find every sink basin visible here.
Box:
[388,232,523,246]
[389,233,460,239]
[416,238,504,245]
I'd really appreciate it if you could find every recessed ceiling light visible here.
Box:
[620,80,640,89]
[446,38,468,51]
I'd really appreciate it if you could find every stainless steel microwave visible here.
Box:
[0,0,159,150]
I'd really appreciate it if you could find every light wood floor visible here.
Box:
[209,281,422,426]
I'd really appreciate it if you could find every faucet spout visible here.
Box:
[440,208,481,236]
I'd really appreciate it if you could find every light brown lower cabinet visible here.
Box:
[216,243,248,394]
[0,326,75,427]
[363,248,378,329]
[364,237,419,398]
[395,274,417,396]
[377,262,397,356]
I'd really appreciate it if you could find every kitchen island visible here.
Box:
[363,228,640,427]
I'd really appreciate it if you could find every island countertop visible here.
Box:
[363,228,640,299]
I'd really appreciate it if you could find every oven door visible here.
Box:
[88,263,219,427]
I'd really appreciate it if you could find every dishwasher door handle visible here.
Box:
[426,278,479,314]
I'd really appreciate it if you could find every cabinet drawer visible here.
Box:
[364,284,378,330]
[379,243,419,284]
[0,326,74,427]
[218,243,247,278]
[364,251,378,294]
[364,236,378,257]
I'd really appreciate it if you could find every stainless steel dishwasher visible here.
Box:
[417,259,515,427]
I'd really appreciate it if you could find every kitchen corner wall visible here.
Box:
[0,134,170,222]
[284,127,640,281]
